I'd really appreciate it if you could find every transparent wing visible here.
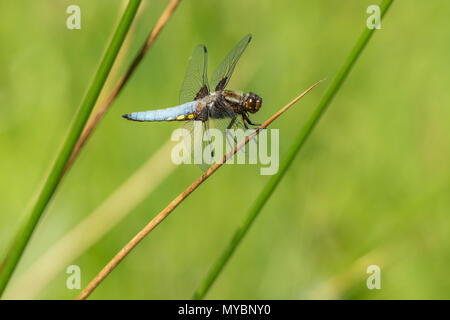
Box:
[210,34,252,92]
[179,45,210,104]
[182,120,217,172]
[210,116,258,165]
[182,114,256,172]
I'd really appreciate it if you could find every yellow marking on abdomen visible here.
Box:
[176,114,185,120]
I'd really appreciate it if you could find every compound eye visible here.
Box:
[244,93,262,113]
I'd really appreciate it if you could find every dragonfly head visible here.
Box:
[243,92,262,113]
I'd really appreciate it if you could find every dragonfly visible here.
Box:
[122,34,262,168]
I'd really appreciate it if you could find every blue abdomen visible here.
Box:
[123,101,198,122]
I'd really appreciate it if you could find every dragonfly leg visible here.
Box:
[203,120,215,159]
[226,115,239,147]
[246,118,261,127]
[242,118,250,130]
[247,119,261,127]
[226,115,236,130]
[242,113,261,128]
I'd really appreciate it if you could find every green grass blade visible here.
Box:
[193,0,394,300]
[0,0,142,296]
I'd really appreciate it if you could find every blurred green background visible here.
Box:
[0,0,449,299]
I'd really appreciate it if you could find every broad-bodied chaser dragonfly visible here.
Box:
[122,34,262,167]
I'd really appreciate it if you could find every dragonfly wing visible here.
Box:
[179,45,210,104]
[181,116,256,172]
[182,120,216,172]
[209,115,259,166]
[210,34,252,92]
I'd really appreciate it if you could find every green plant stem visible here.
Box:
[0,0,142,296]
[193,0,394,300]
